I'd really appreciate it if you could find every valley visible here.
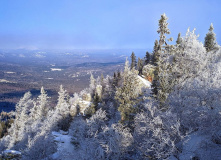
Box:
[0,49,145,112]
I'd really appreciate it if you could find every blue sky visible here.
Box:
[0,0,220,50]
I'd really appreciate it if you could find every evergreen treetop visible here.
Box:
[145,51,150,64]
[204,23,218,52]
[176,33,182,45]
[130,52,137,70]
[157,13,170,47]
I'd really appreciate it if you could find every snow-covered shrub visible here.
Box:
[142,64,155,82]
[96,123,133,160]
[69,93,80,117]
[167,30,221,159]
[133,102,183,159]
[169,64,221,135]
[172,29,207,85]
[22,134,56,160]
[68,108,133,160]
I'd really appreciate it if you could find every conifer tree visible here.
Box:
[130,52,137,69]
[204,23,218,52]
[56,85,70,117]
[117,70,121,79]
[113,72,116,79]
[9,92,33,144]
[176,33,182,45]
[100,73,104,86]
[30,101,38,121]
[116,70,122,87]
[115,58,142,124]
[112,72,117,87]
[90,73,96,90]
[145,51,150,64]
[137,58,143,75]
[36,87,49,119]
[152,13,171,104]
[54,85,71,130]
[157,13,170,47]
[151,40,160,97]
[152,40,160,66]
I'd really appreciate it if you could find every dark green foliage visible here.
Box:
[112,71,122,88]
[204,23,218,52]
[130,52,137,70]
[112,72,117,88]
[151,14,171,101]
[137,58,143,75]
[94,92,100,105]
[86,93,100,117]
[86,104,96,117]
[151,40,160,98]
[0,112,14,138]
[152,40,160,66]
[117,70,121,79]
[115,60,141,125]
[114,72,117,79]
[151,66,159,97]
[145,51,151,64]
[58,116,72,131]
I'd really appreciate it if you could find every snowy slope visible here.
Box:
[137,75,151,88]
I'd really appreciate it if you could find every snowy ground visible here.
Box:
[51,131,75,160]
[178,132,221,160]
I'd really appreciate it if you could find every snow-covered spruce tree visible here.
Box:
[157,13,170,47]
[151,13,172,106]
[55,85,71,130]
[151,40,160,97]
[36,87,49,118]
[56,85,70,115]
[130,52,137,69]
[8,92,33,147]
[204,23,219,52]
[156,44,177,108]
[29,101,38,121]
[115,58,142,124]
[102,75,114,99]
[89,73,96,92]
[0,89,57,158]
[30,87,49,121]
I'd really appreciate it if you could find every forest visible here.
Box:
[0,14,221,160]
